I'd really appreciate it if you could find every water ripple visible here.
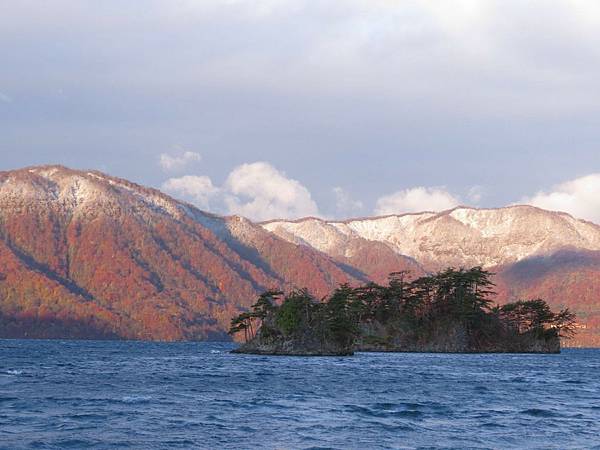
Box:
[0,341,599,449]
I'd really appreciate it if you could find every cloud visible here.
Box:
[3,0,600,209]
[375,187,461,215]
[332,187,363,216]
[0,92,11,103]
[160,169,600,224]
[224,162,319,221]
[5,1,600,118]
[521,173,600,224]
[162,161,320,221]
[159,151,202,172]
[467,185,484,204]
[161,175,219,210]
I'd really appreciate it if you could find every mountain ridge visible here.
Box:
[261,204,600,229]
[0,165,363,340]
[263,205,600,270]
[1,165,599,345]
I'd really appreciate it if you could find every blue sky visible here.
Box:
[1,1,599,221]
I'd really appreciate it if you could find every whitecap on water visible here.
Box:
[6,369,23,375]
[210,350,221,354]
[121,395,152,404]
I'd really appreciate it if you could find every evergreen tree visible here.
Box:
[251,290,282,320]
[229,266,576,351]
[325,285,359,348]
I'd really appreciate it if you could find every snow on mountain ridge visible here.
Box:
[263,206,600,269]
[3,165,189,221]
[5,166,600,270]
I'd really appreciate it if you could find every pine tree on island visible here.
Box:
[230,267,576,356]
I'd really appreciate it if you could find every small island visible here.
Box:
[230,267,576,356]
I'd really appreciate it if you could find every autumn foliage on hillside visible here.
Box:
[494,250,600,347]
[0,166,599,346]
[0,167,360,341]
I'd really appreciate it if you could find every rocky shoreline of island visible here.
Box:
[230,267,574,356]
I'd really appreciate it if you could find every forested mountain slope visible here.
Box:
[1,165,599,345]
[0,166,361,340]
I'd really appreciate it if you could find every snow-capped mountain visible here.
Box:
[1,165,599,345]
[263,206,600,270]
[263,208,600,346]
[0,166,361,340]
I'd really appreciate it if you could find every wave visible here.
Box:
[344,403,431,419]
[120,395,153,404]
[3,341,599,450]
[520,408,559,418]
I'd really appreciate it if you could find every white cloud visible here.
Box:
[143,0,600,118]
[159,151,202,172]
[467,185,484,203]
[161,175,219,210]
[4,0,600,204]
[224,162,319,221]
[333,186,363,216]
[0,92,11,103]
[375,187,461,215]
[162,161,320,221]
[160,169,600,225]
[521,173,600,224]
[7,0,598,119]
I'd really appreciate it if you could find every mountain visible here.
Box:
[263,207,600,270]
[0,166,362,340]
[1,165,599,345]
[262,217,424,283]
[494,249,600,347]
[263,208,600,346]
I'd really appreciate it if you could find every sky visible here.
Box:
[1,0,600,222]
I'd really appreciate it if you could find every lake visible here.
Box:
[1,340,599,449]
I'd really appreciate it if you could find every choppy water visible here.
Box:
[1,341,599,449]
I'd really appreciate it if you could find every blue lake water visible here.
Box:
[1,341,599,449]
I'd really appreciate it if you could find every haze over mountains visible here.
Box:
[1,166,599,345]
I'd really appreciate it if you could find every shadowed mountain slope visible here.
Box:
[1,165,599,345]
[0,166,361,340]
[264,208,600,346]
[494,249,600,346]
